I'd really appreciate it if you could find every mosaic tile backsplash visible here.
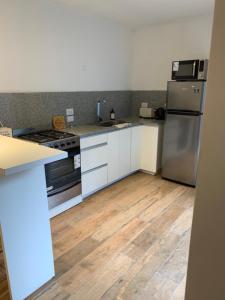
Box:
[0,90,166,129]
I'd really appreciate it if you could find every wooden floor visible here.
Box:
[0,172,195,300]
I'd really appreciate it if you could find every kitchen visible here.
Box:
[0,0,218,300]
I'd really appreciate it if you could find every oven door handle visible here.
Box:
[47,180,81,197]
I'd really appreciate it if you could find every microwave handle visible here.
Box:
[193,61,196,77]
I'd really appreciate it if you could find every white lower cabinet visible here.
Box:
[82,165,108,197]
[131,126,141,172]
[140,125,163,174]
[108,131,120,183]
[81,124,162,198]
[81,134,108,197]
[108,128,132,184]
[118,128,131,177]
[80,133,108,150]
[81,144,108,173]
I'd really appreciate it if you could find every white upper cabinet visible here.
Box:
[131,126,141,172]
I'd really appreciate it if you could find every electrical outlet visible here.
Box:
[141,102,148,108]
[66,108,74,116]
[67,115,74,123]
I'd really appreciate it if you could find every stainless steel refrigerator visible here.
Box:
[161,81,206,186]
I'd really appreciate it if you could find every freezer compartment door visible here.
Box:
[167,81,205,113]
[162,113,202,186]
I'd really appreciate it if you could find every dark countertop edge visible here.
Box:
[64,118,164,138]
[80,123,141,138]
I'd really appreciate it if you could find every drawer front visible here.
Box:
[80,134,108,150]
[82,165,108,196]
[81,144,108,173]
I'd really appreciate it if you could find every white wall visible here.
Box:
[131,16,213,90]
[0,0,131,92]
[185,1,225,299]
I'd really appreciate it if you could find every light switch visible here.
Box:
[66,108,74,116]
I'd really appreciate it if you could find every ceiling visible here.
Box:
[57,0,215,29]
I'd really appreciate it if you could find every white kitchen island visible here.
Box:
[0,136,67,300]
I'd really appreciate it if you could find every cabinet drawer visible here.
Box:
[81,144,108,173]
[80,134,108,150]
[82,165,108,196]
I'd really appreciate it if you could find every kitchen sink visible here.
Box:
[97,120,127,127]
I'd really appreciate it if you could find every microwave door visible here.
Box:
[172,60,199,80]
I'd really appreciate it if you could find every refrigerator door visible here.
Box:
[162,113,202,186]
[167,81,205,113]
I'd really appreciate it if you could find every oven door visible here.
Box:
[172,60,199,81]
[45,146,81,209]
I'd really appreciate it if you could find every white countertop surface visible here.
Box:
[0,136,67,177]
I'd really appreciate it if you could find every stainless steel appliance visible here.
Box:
[172,59,208,81]
[17,129,81,209]
[161,81,206,186]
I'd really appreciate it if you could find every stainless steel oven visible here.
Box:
[15,129,81,210]
[45,143,81,209]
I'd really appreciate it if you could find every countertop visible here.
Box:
[64,117,164,138]
[0,136,67,177]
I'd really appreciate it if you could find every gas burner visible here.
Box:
[19,133,55,143]
[40,130,75,140]
[18,129,80,151]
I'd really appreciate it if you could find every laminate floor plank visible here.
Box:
[0,172,194,300]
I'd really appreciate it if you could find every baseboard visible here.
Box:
[81,169,159,200]
[49,195,82,218]
[140,169,157,176]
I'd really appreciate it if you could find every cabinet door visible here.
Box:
[108,131,120,183]
[119,128,131,177]
[82,165,108,197]
[131,126,141,172]
[140,126,159,174]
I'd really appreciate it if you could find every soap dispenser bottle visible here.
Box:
[110,109,115,120]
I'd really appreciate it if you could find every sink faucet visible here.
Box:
[97,97,106,122]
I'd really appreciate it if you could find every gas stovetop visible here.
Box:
[18,130,80,150]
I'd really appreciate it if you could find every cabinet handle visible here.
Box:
[81,142,108,152]
[82,163,108,175]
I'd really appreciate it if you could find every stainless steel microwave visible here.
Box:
[172,59,208,81]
